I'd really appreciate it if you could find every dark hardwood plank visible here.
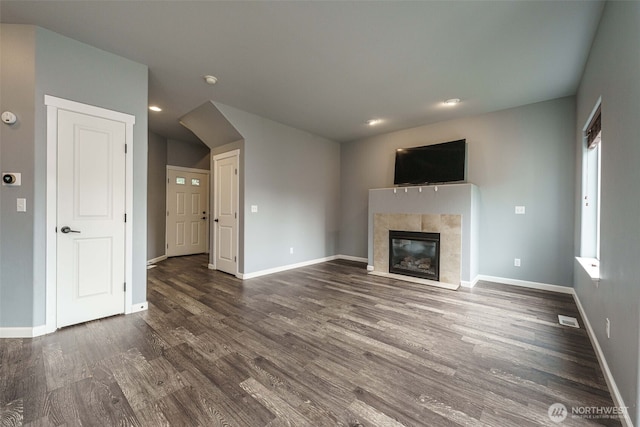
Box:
[0,254,622,426]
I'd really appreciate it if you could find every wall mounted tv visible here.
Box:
[394,139,467,186]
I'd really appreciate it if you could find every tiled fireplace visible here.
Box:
[373,213,461,286]
[367,184,480,288]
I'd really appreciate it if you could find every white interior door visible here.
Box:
[56,109,126,328]
[166,168,209,256]
[214,151,239,275]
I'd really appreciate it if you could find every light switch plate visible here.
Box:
[515,206,525,214]
[251,205,258,213]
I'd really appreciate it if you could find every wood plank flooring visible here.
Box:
[0,255,622,426]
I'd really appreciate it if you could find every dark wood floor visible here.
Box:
[1,255,621,426]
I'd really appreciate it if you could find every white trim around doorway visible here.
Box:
[44,95,135,335]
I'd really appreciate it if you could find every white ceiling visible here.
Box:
[1,1,604,143]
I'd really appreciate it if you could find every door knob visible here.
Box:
[202,217,207,220]
[60,226,81,234]
[214,218,219,222]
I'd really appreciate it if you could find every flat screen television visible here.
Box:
[394,139,466,185]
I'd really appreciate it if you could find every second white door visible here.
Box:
[166,168,209,257]
[213,151,239,275]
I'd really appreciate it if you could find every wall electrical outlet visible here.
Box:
[251,205,258,213]
[606,318,611,338]
[514,258,521,267]
[515,206,526,214]
[290,247,294,254]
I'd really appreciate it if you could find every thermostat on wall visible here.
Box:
[2,172,21,186]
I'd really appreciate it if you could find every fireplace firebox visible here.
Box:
[389,230,440,281]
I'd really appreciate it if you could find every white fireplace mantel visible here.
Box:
[368,183,480,287]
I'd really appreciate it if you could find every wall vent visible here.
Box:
[558,315,579,328]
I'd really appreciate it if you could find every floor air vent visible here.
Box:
[558,315,579,328]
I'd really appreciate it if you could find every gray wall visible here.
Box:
[35,27,149,310]
[178,102,247,270]
[147,131,168,261]
[0,24,149,328]
[215,103,341,274]
[340,97,576,287]
[167,139,210,170]
[573,1,640,423]
[0,25,37,327]
[179,101,243,149]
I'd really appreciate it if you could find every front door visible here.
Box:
[56,109,126,328]
[166,168,209,256]
[213,150,239,275]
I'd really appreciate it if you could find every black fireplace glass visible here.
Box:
[389,230,440,281]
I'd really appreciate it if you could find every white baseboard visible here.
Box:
[0,324,48,338]
[572,292,633,427]
[2,302,149,338]
[233,255,365,280]
[460,275,480,288]
[336,254,368,263]
[477,275,574,294]
[480,273,631,426]
[130,301,148,313]
[239,255,339,280]
[147,255,167,265]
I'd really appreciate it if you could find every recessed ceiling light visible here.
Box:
[366,119,382,126]
[443,98,461,106]
[204,75,218,85]
[149,106,162,112]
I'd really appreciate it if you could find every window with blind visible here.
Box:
[581,102,601,261]
[586,106,602,149]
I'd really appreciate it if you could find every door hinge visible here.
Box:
[235,212,237,219]
[167,211,169,217]
[167,243,169,249]
[124,213,127,223]
[235,168,238,175]
[125,144,128,154]
[234,256,237,262]
[124,282,126,291]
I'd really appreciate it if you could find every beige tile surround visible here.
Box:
[373,213,462,286]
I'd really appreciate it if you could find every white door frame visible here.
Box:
[165,165,210,257]
[211,149,240,276]
[44,95,135,334]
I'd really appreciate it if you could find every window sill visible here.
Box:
[576,257,600,281]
